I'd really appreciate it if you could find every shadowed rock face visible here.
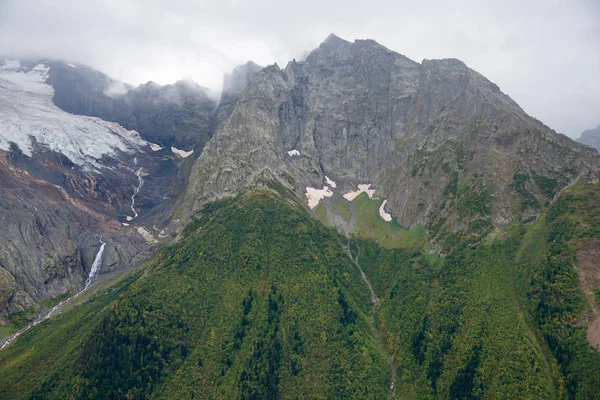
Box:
[0,149,143,320]
[183,34,600,229]
[577,124,600,152]
[46,62,217,151]
[0,59,205,321]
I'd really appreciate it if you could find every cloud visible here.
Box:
[0,0,598,137]
[103,80,131,98]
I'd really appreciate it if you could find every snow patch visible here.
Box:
[171,146,194,158]
[305,186,333,209]
[149,143,163,151]
[378,200,392,222]
[324,176,337,188]
[122,223,130,226]
[67,63,75,68]
[343,184,376,201]
[287,149,300,157]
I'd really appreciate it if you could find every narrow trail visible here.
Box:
[130,167,144,219]
[0,238,106,351]
[345,241,396,399]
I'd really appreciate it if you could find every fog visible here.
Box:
[1,0,598,137]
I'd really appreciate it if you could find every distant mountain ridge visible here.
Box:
[577,123,600,152]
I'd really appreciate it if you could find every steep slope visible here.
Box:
[183,35,599,238]
[577,124,600,152]
[211,61,263,132]
[0,60,192,330]
[1,36,599,400]
[0,192,391,399]
[45,60,216,151]
[1,186,599,399]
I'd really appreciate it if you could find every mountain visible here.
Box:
[0,59,201,324]
[1,36,600,399]
[46,61,217,151]
[183,34,599,238]
[577,124,600,152]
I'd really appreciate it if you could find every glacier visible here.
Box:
[0,60,147,169]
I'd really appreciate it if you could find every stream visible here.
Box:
[130,167,144,219]
[0,238,106,350]
[346,242,396,400]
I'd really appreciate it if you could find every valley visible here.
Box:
[0,33,599,399]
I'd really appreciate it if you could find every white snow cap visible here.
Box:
[343,184,376,201]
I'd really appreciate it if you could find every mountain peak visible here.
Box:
[321,33,351,48]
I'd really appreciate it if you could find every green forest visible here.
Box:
[0,184,599,399]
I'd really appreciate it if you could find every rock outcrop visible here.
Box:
[183,34,600,231]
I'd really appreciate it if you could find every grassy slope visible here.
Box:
[0,270,141,399]
[0,184,599,399]
[317,192,429,250]
[358,182,600,399]
[7,192,389,399]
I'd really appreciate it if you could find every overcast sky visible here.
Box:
[0,0,598,137]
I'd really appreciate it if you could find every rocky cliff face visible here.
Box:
[0,56,265,324]
[46,61,216,151]
[0,60,198,323]
[183,34,600,232]
[578,124,600,152]
[0,149,147,321]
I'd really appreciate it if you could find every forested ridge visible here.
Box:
[0,185,599,399]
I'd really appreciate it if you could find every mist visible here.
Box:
[1,0,598,137]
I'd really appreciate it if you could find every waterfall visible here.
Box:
[130,167,144,219]
[0,238,106,350]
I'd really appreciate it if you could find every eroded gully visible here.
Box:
[345,241,396,399]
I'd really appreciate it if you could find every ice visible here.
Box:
[171,146,194,158]
[378,200,392,222]
[0,60,21,69]
[343,184,376,201]
[0,61,147,170]
[0,61,53,95]
[287,149,300,156]
[305,186,333,209]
